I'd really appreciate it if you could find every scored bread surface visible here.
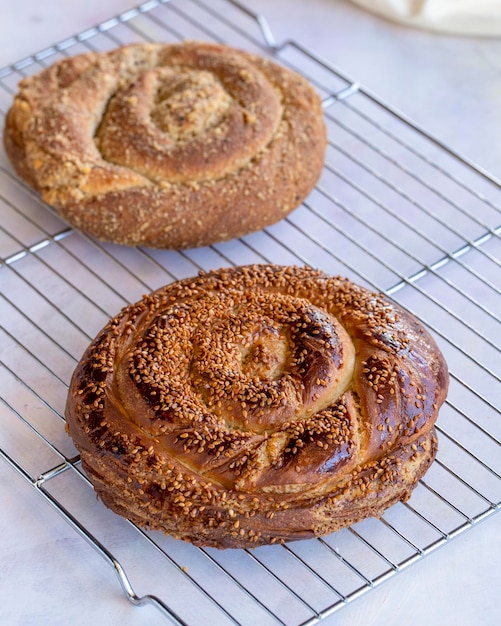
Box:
[65,265,449,548]
[4,41,327,248]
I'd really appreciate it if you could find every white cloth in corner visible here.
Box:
[348,0,501,36]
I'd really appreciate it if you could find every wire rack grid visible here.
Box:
[0,0,500,624]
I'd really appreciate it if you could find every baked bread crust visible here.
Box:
[3,42,326,248]
[65,265,448,548]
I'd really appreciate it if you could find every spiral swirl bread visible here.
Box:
[65,265,448,548]
[4,42,326,248]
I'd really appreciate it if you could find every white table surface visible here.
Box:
[0,1,500,625]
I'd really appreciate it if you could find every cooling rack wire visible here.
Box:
[0,0,499,624]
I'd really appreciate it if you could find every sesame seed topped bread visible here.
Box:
[3,41,326,249]
[65,265,448,548]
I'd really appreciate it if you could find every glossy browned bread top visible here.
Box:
[65,265,448,547]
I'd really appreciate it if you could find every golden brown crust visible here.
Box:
[3,42,326,249]
[65,265,448,548]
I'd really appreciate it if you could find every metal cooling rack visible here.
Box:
[0,0,500,624]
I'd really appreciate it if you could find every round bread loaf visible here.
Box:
[65,265,448,548]
[3,41,326,248]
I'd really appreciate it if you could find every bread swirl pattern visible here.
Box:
[65,265,448,548]
[4,42,326,248]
